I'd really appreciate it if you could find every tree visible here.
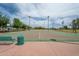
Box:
[0,13,10,31]
[72,19,77,33]
[13,18,23,30]
[34,26,45,29]
[76,18,79,29]
[2,16,9,27]
[21,24,27,30]
[63,26,68,29]
[0,15,3,27]
[13,18,31,31]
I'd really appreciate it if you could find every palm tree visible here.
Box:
[72,19,77,33]
[76,18,79,29]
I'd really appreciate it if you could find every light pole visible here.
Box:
[47,16,49,31]
[28,16,31,31]
[62,20,64,31]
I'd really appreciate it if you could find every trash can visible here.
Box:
[16,36,24,45]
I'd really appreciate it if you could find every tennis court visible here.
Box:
[0,30,79,42]
[0,30,79,55]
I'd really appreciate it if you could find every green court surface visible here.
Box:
[0,30,79,42]
[49,30,79,36]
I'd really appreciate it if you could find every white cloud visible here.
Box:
[1,3,79,28]
[16,4,40,17]
[13,3,79,28]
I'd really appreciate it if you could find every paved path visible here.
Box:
[0,42,79,56]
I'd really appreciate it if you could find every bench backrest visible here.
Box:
[0,36,13,41]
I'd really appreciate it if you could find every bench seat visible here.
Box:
[0,36,14,44]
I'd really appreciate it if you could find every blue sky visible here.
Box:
[0,3,79,28]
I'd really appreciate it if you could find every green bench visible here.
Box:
[0,36,14,44]
[0,36,24,45]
